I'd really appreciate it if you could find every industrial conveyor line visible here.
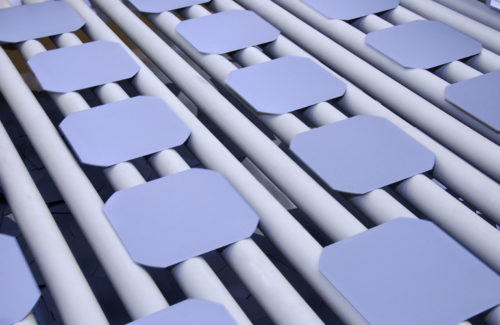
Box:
[0,0,499,324]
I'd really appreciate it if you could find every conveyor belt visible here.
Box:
[0,0,499,324]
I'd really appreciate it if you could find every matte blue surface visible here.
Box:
[225,56,346,114]
[128,0,210,13]
[0,1,84,43]
[176,10,280,54]
[290,115,435,194]
[445,70,500,132]
[319,218,500,325]
[301,0,399,20]
[59,96,191,167]
[0,234,41,325]
[103,169,259,268]
[366,20,482,69]
[128,299,237,324]
[28,40,139,92]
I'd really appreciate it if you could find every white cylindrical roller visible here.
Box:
[261,35,500,272]
[434,0,500,31]
[399,0,500,54]
[15,31,171,318]
[111,194,252,324]
[149,150,191,176]
[380,6,500,73]
[395,174,500,273]
[352,13,482,83]
[51,91,91,116]
[150,9,369,237]
[62,1,369,323]
[0,0,10,9]
[348,190,418,225]
[222,239,325,325]
[377,6,500,78]
[306,105,500,275]
[224,0,500,227]
[170,258,252,325]
[229,33,500,277]
[301,103,500,277]
[433,61,482,84]
[8,14,168,318]
[139,17,414,314]
[0,121,108,324]
[232,46,269,65]
[103,161,252,325]
[174,235,325,325]
[303,102,348,126]
[55,29,325,325]
[259,113,309,145]
[380,4,430,23]
[1,43,168,321]
[48,33,252,324]
[349,14,500,145]
[179,5,419,228]
[103,162,146,190]
[253,0,500,177]
[466,50,500,73]
[92,0,367,243]
[149,135,323,325]
[212,1,500,242]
